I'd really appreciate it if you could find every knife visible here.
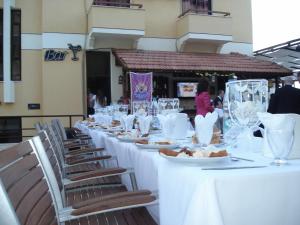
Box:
[202,165,267,170]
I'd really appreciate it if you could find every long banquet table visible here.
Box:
[76,122,300,225]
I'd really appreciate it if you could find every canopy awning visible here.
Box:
[113,49,291,77]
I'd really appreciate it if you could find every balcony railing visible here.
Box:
[88,1,145,37]
[179,9,230,18]
[93,0,143,9]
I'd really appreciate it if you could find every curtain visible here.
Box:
[93,0,130,7]
[182,0,210,14]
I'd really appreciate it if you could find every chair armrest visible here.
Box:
[71,195,156,216]
[72,190,152,209]
[65,148,104,157]
[66,155,111,165]
[68,167,126,181]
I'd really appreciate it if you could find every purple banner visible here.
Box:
[130,72,153,103]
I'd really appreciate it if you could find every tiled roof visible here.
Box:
[113,49,291,75]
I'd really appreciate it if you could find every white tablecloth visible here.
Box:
[75,121,300,225]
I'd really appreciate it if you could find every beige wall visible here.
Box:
[183,42,219,53]
[42,50,84,115]
[177,13,233,37]
[42,0,86,33]
[0,50,42,116]
[16,0,42,34]
[88,6,145,33]
[142,0,180,38]
[214,0,252,43]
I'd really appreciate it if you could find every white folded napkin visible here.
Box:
[257,112,298,158]
[157,113,188,139]
[195,112,218,146]
[137,115,152,135]
[121,114,135,132]
[93,114,112,126]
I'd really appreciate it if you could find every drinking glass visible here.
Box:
[265,125,295,166]
[225,79,268,151]
[159,99,167,111]
[226,79,268,128]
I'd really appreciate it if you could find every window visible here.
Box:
[93,0,130,7]
[182,0,212,14]
[0,9,21,81]
[0,117,22,143]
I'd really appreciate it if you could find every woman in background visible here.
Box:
[195,78,214,116]
[93,90,107,112]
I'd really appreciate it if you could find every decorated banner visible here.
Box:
[130,72,153,111]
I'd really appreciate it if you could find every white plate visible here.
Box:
[106,132,116,137]
[136,142,179,150]
[117,136,149,143]
[159,153,230,166]
[102,127,123,132]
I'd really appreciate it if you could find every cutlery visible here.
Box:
[230,156,255,162]
[202,165,267,170]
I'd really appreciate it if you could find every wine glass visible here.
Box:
[225,79,268,151]
[119,104,128,116]
[159,99,168,112]
[265,123,295,165]
[170,99,177,110]
[227,79,268,129]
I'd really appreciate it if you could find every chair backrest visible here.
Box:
[0,140,59,225]
[52,119,67,141]
[40,126,66,179]
[50,123,67,156]
[34,122,42,133]
[31,136,64,212]
[36,131,64,192]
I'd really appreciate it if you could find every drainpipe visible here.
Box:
[3,0,15,103]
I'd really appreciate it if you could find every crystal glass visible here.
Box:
[226,79,268,128]
[119,104,129,115]
[158,99,168,112]
[266,125,295,166]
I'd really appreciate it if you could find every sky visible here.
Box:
[252,0,300,51]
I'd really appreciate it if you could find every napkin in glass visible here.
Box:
[257,112,299,159]
[121,114,135,132]
[137,115,152,135]
[195,112,218,146]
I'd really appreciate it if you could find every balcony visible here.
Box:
[176,10,233,50]
[87,1,145,46]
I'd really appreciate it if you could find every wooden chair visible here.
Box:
[0,139,157,225]
[36,130,124,190]
[44,125,115,175]
[51,119,92,148]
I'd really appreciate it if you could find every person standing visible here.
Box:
[93,90,107,112]
[195,78,214,116]
[87,89,95,115]
[213,89,224,109]
[268,77,300,114]
[213,89,225,132]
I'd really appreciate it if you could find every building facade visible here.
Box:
[0,0,254,141]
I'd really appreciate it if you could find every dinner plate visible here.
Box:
[136,142,179,150]
[159,153,230,166]
[117,136,149,143]
[102,126,123,132]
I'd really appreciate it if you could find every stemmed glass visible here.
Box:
[119,104,128,116]
[159,99,168,112]
[225,79,268,151]
[170,99,177,109]
[266,122,295,166]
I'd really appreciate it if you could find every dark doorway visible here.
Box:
[86,51,111,108]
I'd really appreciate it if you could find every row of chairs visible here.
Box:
[0,119,157,225]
